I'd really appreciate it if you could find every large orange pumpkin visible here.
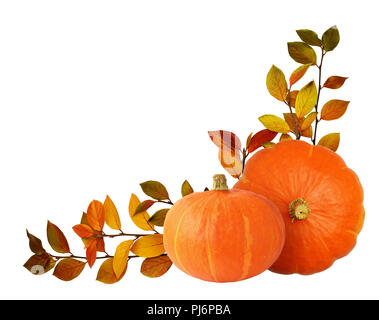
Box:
[163,174,285,282]
[234,140,365,275]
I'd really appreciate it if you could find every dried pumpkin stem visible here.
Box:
[289,198,310,221]
[212,174,229,191]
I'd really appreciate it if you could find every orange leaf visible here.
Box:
[96,238,106,253]
[301,125,313,138]
[113,240,134,279]
[72,224,95,239]
[247,129,277,153]
[131,234,165,258]
[289,64,312,87]
[218,147,242,179]
[97,258,126,284]
[318,133,340,151]
[86,238,97,268]
[266,65,288,101]
[104,196,122,230]
[287,90,299,108]
[87,200,105,232]
[301,112,318,130]
[208,130,241,152]
[283,113,300,133]
[128,194,154,231]
[47,221,70,254]
[320,100,349,120]
[323,76,348,89]
[53,258,86,281]
[141,255,172,278]
[279,133,293,142]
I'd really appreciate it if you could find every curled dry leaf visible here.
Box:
[322,25,340,52]
[279,133,293,142]
[131,234,165,258]
[87,200,105,232]
[141,255,173,278]
[140,181,169,201]
[148,208,170,227]
[104,196,122,230]
[296,29,322,46]
[113,240,134,279]
[321,100,349,120]
[318,133,340,152]
[295,81,318,118]
[218,147,242,179]
[323,76,348,89]
[247,129,277,153]
[47,221,70,254]
[287,42,317,65]
[289,64,312,87]
[128,194,154,231]
[208,130,242,152]
[181,180,194,197]
[26,230,45,255]
[134,200,156,216]
[259,115,290,134]
[266,65,288,101]
[53,258,86,281]
[97,258,126,284]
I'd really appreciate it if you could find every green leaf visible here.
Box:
[140,181,169,201]
[148,209,170,227]
[26,229,45,255]
[181,180,194,197]
[287,42,317,65]
[322,26,340,52]
[296,29,322,46]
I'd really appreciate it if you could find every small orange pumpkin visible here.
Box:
[163,174,285,282]
[234,140,365,275]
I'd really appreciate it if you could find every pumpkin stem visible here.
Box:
[289,198,310,221]
[212,174,229,191]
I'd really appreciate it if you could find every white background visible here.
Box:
[1,0,378,299]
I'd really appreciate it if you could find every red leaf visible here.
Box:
[86,239,97,268]
[87,200,105,232]
[208,130,241,152]
[247,129,278,153]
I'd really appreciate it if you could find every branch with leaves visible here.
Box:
[24,180,196,283]
[209,26,349,179]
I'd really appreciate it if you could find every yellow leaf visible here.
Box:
[128,194,154,231]
[301,125,313,138]
[104,196,122,230]
[96,258,126,284]
[295,81,317,118]
[259,115,290,134]
[262,142,276,148]
[318,133,340,152]
[301,112,318,130]
[141,255,173,278]
[113,240,133,279]
[289,64,312,87]
[266,65,288,101]
[279,133,293,142]
[218,147,242,179]
[131,234,165,258]
[321,100,349,120]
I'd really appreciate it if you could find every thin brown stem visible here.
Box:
[102,231,150,239]
[158,199,174,205]
[241,148,248,173]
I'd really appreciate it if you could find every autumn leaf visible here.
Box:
[262,142,276,148]
[266,65,288,101]
[247,129,277,153]
[47,221,70,254]
[322,25,340,52]
[259,115,290,134]
[283,113,300,133]
[72,224,95,239]
[295,81,317,118]
[301,112,318,130]
[26,230,45,255]
[113,240,134,279]
[141,255,173,278]
[289,64,312,87]
[318,133,340,151]
[24,253,55,275]
[279,134,293,142]
[245,132,253,149]
[323,76,348,89]
[53,259,86,281]
[85,238,97,268]
[140,181,169,201]
[287,42,317,65]
[81,212,89,225]
[208,130,242,152]
[131,234,165,258]
[218,147,242,179]
[301,125,313,138]
[104,196,122,230]
[148,209,170,227]
[87,200,105,232]
[296,29,322,46]
[181,180,194,197]
[128,194,154,231]
[97,258,126,284]
[133,200,156,216]
[287,90,299,107]
[321,100,349,120]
